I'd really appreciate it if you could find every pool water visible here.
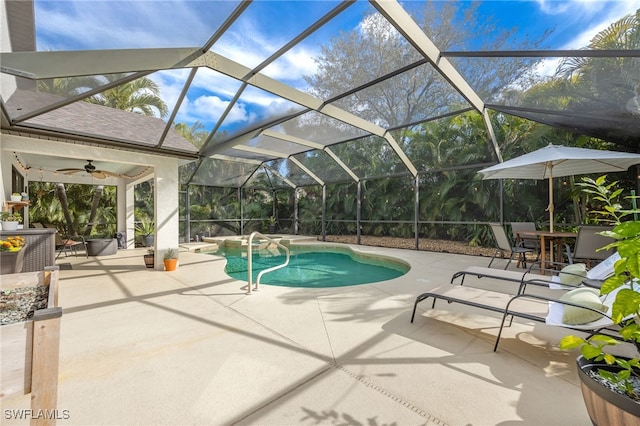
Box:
[211,246,409,288]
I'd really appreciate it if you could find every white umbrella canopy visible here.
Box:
[478,144,640,231]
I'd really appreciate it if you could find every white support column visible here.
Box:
[0,137,9,203]
[153,158,180,269]
[117,181,135,249]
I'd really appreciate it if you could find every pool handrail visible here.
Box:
[247,232,290,294]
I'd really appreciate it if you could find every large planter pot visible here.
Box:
[86,238,117,256]
[1,266,62,416]
[0,246,26,274]
[141,234,155,248]
[1,221,19,231]
[576,355,640,425]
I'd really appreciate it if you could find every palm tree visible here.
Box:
[556,10,639,80]
[174,121,208,148]
[37,75,103,97]
[86,73,168,118]
[554,10,639,119]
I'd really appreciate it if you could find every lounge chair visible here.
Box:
[410,281,624,351]
[451,265,546,287]
[411,252,623,351]
[493,284,628,351]
[452,252,620,291]
[488,223,534,269]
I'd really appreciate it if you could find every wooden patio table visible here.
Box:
[517,230,578,274]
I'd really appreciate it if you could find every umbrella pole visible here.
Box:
[548,172,554,233]
[545,172,556,266]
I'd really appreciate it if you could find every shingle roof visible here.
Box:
[6,89,197,154]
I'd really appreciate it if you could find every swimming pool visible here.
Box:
[209,244,410,288]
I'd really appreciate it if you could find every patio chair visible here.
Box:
[54,233,87,259]
[488,223,534,270]
[45,224,88,259]
[564,225,614,267]
[510,222,540,259]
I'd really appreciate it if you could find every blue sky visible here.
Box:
[33,0,640,132]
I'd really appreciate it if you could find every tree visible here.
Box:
[551,10,640,146]
[86,73,168,118]
[29,182,117,237]
[175,121,209,148]
[305,1,547,129]
[298,1,552,245]
[37,75,102,97]
[556,10,639,83]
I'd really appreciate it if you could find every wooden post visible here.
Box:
[30,307,62,426]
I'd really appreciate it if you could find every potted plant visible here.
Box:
[143,248,155,269]
[1,211,22,231]
[163,248,178,271]
[268,216,277,233]
[560,176,640,424]
[134,217,155,247]
[10,192,22,202]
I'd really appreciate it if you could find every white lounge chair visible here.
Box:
[451,252,621,291]
[411,252,624,351]
[410,282,622,351]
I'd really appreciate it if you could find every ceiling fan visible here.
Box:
[56,160,125,179]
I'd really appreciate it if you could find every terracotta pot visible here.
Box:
[163,258,178,271]
[576,355,640,425]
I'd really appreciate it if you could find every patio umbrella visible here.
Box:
[478,144,640,232]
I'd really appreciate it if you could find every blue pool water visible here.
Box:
[209,246,409,288]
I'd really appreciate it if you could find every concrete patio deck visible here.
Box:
[1,238,594,425]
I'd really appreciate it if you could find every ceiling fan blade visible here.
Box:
[60,170,84,175]
[99,170,124,178]
[57,163,126,179]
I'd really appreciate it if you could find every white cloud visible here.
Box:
[36,1,218,50]
[192,96,249,123]
[533,0,640,77]
[261,46,319,90]
[557,0,640,49]
[190,70,242,100]
[534,58,563,78]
